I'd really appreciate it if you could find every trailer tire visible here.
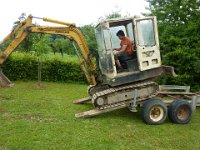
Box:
[168,99,192,124]
[141,99,167,125]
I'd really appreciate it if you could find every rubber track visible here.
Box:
[92,81,158,110]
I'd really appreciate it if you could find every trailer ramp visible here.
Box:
[75,102,128,118]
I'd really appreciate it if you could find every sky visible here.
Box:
[0,0,149,41]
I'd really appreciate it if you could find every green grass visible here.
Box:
[0,81,200,150]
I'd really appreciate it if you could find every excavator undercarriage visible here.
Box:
[75,81,158,118]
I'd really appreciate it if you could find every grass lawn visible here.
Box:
[0,81,200,150]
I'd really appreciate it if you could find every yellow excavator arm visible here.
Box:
[0,15,97,85]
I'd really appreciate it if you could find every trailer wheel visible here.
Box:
[168,99,192,124]
[141,99,167,125]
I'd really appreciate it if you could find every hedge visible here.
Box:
[1,53,87,83]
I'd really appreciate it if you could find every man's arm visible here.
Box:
[114,44,127,52]
[120,45,127,52]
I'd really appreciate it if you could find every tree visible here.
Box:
[31,34,52,87]
[145,0,200,89]
[98,11,123,21]
[106,11,122,19]
[50,36,76,56]
[80,25,97,52]
[0,13,29,52]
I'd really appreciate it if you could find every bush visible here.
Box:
[1,52,86,83]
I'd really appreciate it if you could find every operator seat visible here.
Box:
[119,53,135,70]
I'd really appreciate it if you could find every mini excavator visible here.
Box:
[0,15,199,124]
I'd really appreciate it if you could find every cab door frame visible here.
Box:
[133,16,161,71]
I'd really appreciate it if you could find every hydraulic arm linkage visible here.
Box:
[0,15,98,85]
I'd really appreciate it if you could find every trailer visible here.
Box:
[74,84,200,125]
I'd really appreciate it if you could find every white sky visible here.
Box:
[0,0,149,41]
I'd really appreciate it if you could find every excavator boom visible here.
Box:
[0,15,98,86]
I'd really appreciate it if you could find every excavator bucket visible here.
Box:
[0,70,13,87]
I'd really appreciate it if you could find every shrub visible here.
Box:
[1,52,86,83]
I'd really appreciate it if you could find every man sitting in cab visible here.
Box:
[113,30,134,72]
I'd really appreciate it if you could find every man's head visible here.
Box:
[116,30,125,40]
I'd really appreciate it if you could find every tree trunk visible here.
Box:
[38,58,42,87]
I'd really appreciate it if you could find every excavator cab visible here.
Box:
[95,16,162,86]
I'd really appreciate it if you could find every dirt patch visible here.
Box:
[18,113,68,124]
[32,84,48,89]
[0,107,7,113]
